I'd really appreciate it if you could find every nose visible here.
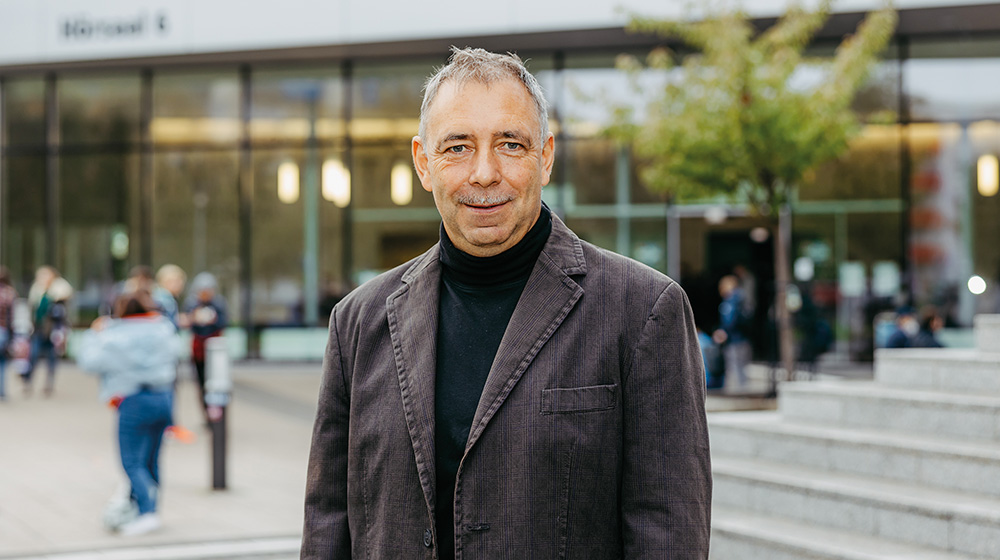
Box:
[469,147,501,187]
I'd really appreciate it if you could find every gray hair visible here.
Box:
[418,47,549,144]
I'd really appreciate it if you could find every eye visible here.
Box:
[503,142,523,150]
[446,145,467,154]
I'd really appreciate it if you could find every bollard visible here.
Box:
[204,336,232,490]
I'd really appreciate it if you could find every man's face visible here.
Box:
[413,78,554,257]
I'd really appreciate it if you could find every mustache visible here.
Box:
[455,192,515,206]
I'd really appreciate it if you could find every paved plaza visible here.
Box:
[0,362,320,560]
[0,357,796,560]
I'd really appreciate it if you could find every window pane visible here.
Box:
[59,75,140,145]
[5,78,46,147]
[351,60,431,142]
[847,212,902,270]
[350,216,438,287]
[351,143,432,210]
[348,58,443,286]
[252,148,307,325]
[152,151,240,322]
[59,153,140,322]
[152,72,240,145]
[907,38,1000,122]
[562,51,666,139]
[251,67,344,143]
[970,120,1000,315]
[564,217,616,252]
[3,155,46,290]
[793,214,838,282]
[319,147,351,313]
[801,124,903,201]
[565,138,615,205]
[630,218,668,272]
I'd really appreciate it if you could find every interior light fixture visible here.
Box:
[978,154,999,197]
[277,161,300,204]
[704,206,727,225]
[391,162,413,206]
[968,275,987,295]
[750,227,770,243]
[322,158,351,208]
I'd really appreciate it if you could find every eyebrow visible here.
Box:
[497,130,533,147]
[436,130,534,151]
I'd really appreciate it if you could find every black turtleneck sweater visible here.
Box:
[434,204,552,560]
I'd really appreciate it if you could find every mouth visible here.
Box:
[457,193,513,211]
[466,201,506,210]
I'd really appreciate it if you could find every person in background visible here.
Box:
[23,266,73,397]
[699,325,725,389]
[733,263,757,324]
[714,274,752,388]
[155,264,187,328]
[77,289,181,536]
[0,267,18,401]
[183,272,227,421]
[885,306,918,348]
[910,306,945,348]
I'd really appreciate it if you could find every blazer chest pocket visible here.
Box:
[541,384,617,414]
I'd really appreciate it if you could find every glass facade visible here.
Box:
[2,18,999,360]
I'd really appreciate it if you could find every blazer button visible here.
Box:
[423,528,433,548]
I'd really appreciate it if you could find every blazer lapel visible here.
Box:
[465,216,587,451]
[386,247,441,513]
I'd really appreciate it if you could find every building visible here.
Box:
[2,0,998,359]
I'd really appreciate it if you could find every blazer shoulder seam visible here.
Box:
[624,283,675,383]
[330,304,350,398]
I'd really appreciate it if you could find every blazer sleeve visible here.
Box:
[621,282,712,559]
[301,306,352,559]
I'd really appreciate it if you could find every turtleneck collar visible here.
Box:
[439,203,553,287]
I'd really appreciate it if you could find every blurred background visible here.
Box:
[1,0,998,364]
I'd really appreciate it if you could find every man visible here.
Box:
[713,275,751,389]
[302,47,711,559]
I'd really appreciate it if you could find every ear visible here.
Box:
[412,136,432,192]
[540,132,555,187]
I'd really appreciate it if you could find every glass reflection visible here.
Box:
[59,75,140,145]
[252,68,344,143]
[59,153,140,321]
[907,38,1000,122]
[4,78,46,147]
[152,151,240,323]
[152,72,240,145]
[253,149,307,325]
[2,155,46,290]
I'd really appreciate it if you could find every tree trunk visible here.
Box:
[773,205,796,389]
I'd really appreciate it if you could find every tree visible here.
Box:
[608,0,897,385]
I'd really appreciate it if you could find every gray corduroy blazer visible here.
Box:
[302,214,712,559]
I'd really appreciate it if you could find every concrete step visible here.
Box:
[709,411,1000,497]
[975,314,1000,354]
[10,537,301,560]
[711,506,979,560]
[712,456,1000,558]
[778,380,1000,442]
[875,348,1000,394]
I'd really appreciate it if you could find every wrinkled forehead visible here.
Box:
[424,78,541,135]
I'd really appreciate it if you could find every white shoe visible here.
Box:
[102,482,138,532]
[102,496,138,531]
[119,513,161,536]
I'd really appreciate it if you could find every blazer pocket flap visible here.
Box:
[541,384,617,414]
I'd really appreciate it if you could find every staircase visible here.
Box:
[709,314,1000,560]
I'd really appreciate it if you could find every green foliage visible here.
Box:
[609,1,897,218]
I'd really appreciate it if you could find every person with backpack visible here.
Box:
[22,266,72,397]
